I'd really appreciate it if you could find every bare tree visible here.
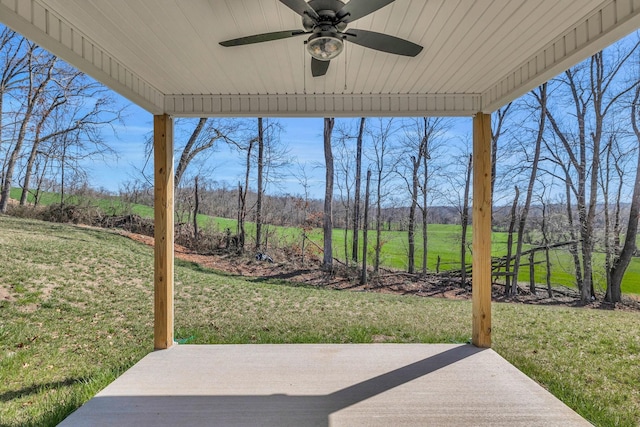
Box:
[20,66,122,205]
[0,43,55,212]
[460,153,472,285]
[417,118,448,273]
[361,169,371,285]
[293,162,313,263]
[172,118,240,188]
[541,133,584,293]
[252,118,287,249]
[512,83,547,294]
[193,175,200,239]
[406,151,420,274]
[544,44,639,303]
[0,29,29,183]
[396,117,447,274]
[334,127,355,264]
[323,118,335,271]
[537,189,554,298]
[19,76,68,205]
[367,118,397,273]
[491,103,512,207]
[607,83,640,302]
[599,132,626,296]
[441,140,474,280]
[256,118,264,250]
[333,118,365,264]
[237,137,255,252]
[45,108,115,205]
[352,118,365,262]
[504,186,519,294]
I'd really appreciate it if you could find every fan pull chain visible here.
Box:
[303,45,307,94]
[344,41,348,91]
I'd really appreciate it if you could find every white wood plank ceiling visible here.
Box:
[1,0,639,117]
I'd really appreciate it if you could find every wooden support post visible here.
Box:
[154,114,174,350]
[472,112,492,348]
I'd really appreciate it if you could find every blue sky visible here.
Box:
[85,97,473,199]
[86,106,334,197]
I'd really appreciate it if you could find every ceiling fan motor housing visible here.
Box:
[302,0,347,31]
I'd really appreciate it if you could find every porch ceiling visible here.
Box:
[1,0,639,117]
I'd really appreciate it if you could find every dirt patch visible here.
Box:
[121,231,640,312]
[0,286,15,302]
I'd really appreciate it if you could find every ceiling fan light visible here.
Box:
[306,34,343,61]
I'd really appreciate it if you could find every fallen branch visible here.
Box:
[304,236,346,267]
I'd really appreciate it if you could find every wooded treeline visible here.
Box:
[2,26,640,303]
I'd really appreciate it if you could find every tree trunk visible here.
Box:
[237,182,246,251]
[491,103,512,214]
[175,118,206,188]
[422,145,429,274]
[352,117,365,262]
[505,186,520,295]
[564,180,583,292]
[541,201,553,298]
[33,157,51,207]
[374,166,383,273]
[193,176,200,240]
[343,200,350,265]
[20,137,41,206]
[604,140,625,297]
[323,118,335,271]
[361,169,371,285]
[407,155,418,274]
[60,137,68,205]
[0,94,3,187]
[461,154,472,285]
[529,251,535,292]
[602,139,613,295]
[256,117,264,250]
[580,53,607,303]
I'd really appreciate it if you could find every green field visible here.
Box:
[9,189,640,295]
[237,222,640,295]
[177,214,640,295]
[0,216,638,426]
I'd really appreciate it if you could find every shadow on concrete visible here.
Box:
[60,345,483,426]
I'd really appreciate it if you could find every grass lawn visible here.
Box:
[0,216,638,426]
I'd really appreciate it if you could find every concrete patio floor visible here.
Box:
[59,344,591,426]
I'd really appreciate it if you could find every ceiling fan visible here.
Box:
[219,0,423,77]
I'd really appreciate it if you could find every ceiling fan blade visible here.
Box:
[344,29,423,56]
[336,0,395,24]
[220,30,307,47]
[311,58,330,77]
[279,0,319,20]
